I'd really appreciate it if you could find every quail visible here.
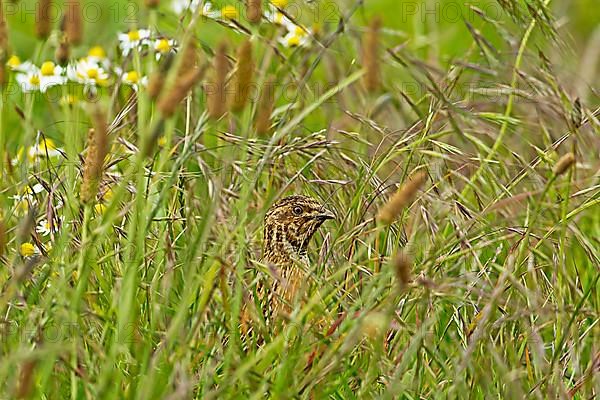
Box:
[260,195,335,320]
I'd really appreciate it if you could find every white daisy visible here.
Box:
[278,26,311,48]
[36,216,62,236]
[118,29,152,56]
[13,138,63,165]
[15,61,67,93]
[20,242,41,258]
[67,57,111,88]
[11,184,44,214]
[6,55,35,73]
[86,46,111,68]
[36,219,52,236]
[265,10,294,29]
[121,70,148,91]
[154,38,177,60]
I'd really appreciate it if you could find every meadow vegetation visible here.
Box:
[0,0,598,398]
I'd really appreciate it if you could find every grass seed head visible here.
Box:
[0,0,8,54]
[254,76,275,135]
[148,53,175,99]
[208,41,229,120]
[36,0,53,40]
[15,360,36,399]
[158,67,204,118]
[81,109,110,204]
[553,152,575,176]
[392,251,412,287]
[247,0,262,24]
[362,16,382,93]
[64,0,83,45]
[230,39,254,112]
[145,0,160,8]
[55,36,70,66]
[377,170,427,225]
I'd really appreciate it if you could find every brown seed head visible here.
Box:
[247,0,262,24]
[158,67,204,118]
[154,39,201,112]
[208,42,229,120]
[36,0,53,39]
[64,0,82,45]
[377,170,427,225]
[230,40,254,112]
[0,0,8,54]
[16,360,36,399]
[81,109,110,204]
[148,53,175,99]
[145,0,160,8]
[362,16,382,93]
[254,76,275,135]
[392,251,412,287]
[55,35,70,66]
[553,152,576,176]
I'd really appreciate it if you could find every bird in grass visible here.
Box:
[260,195,335,320]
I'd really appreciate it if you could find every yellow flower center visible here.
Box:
[274,12,285,24]
[20,243,36,257]
[221,5,238,20]
[41,61,56,76]
[287,35,301,47]
[294,26,307,36]
[7,55,21,68]
[128,30,141,41]
[29,74,41,85]
[157,136,168,147]
[156,39,171,53]
[88,46,106,58]
[271,0,288,8]
[87,68,99,79]
[125,71,139,83]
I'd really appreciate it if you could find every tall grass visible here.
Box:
[0,0,598,398]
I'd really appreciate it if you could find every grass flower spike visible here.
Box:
[377,170,427,225]
[80,110,110,204]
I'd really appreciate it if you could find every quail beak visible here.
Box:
[316,208,336,221]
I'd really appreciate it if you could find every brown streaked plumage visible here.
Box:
[261,195,335,319]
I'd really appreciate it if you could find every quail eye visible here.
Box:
[292,206,303,216]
